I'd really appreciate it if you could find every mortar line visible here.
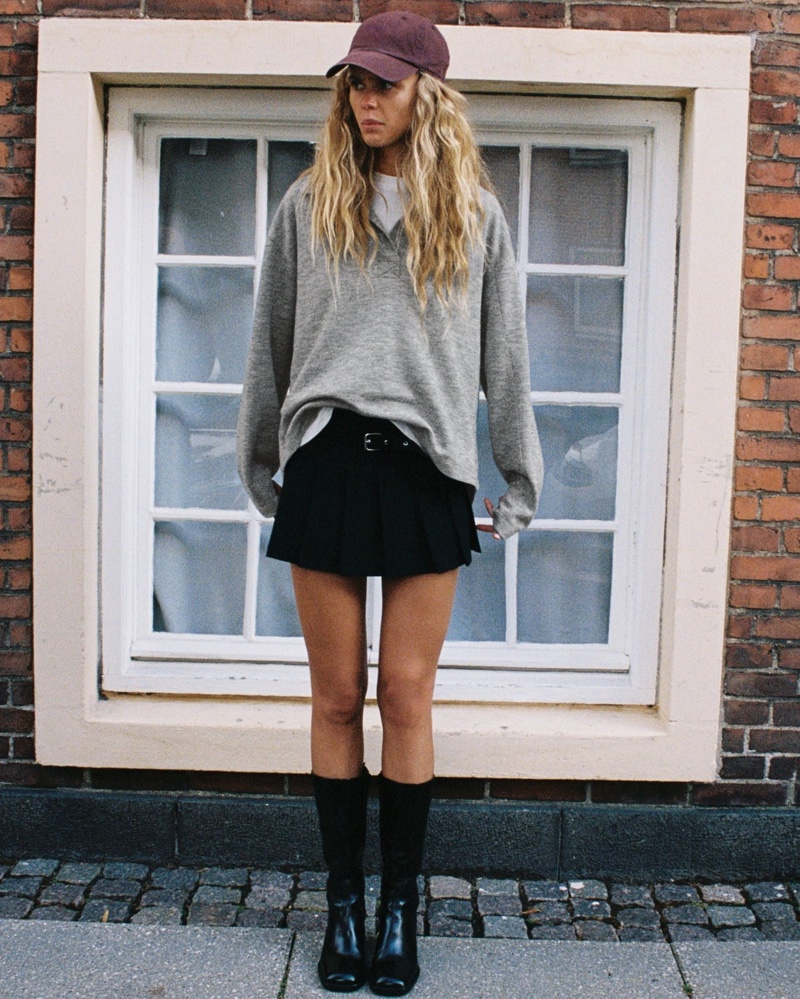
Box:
[277,930,297,999]
[668,939,695,997]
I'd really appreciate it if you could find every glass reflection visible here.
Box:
[156,267,253,383]
[517,531,613,644]
[159,138,257,256]
[481,146,520,252]
[526,275,623,393]
[155,394,246,510]
[533,406,618,521]
[268,141,315,225]
[256,524,303,637]
[153,521,247,634]
[529,147,627,266]
[447,538,505,642]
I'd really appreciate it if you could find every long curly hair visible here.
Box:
[305,69,492,314]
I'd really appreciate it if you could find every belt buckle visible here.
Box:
[364,432,386,452]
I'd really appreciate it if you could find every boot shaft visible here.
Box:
[378,774,433,901]
[312,765,371,885]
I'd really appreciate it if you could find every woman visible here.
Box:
[237,10,542,995]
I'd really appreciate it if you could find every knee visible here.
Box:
[376,674,433,732]
[315,685,366,729]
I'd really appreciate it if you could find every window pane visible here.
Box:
[517,531,613,644]
[527,275,623,393]
[472,400,511,518]
[159,138,257,256]
[153,521,247,634]
[447,541,506,641]
[533,406,618,521]
[481,145,520,252]
[154,394,246,510]
[529,147,627,266]
[256,524,303,637]
[156,267,254,383]
[268,141,315,224]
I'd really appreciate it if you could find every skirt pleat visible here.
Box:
[266,407,481,577]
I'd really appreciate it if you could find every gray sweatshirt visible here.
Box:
[237,177,543,540]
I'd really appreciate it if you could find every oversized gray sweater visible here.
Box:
[237,177,543,540]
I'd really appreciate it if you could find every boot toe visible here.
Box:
[318,958,367,992]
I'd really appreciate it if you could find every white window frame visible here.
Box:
[33,20,749,779]
[103,87,678,706]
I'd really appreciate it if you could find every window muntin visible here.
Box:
[102,89,679,703]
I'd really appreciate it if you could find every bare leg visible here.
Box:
[291,565,368,780]
[377,569,459,784]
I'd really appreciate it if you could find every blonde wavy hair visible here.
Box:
[305,69,492,314]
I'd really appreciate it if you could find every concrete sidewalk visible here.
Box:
[2,922,800,998]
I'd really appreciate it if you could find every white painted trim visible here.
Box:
[33,20,749,778]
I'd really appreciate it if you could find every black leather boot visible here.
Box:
[369,774,433,997]
[313,766,371,992]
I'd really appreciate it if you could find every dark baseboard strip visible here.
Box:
[1,788,799,880]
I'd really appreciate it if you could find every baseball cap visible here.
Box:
[326,10,449,83]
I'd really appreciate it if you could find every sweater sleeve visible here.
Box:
[236,189,299,518]
[479,198,544,540]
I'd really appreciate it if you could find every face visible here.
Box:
[347,67,419,172]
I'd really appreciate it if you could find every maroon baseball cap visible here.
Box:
[326,11,449,83]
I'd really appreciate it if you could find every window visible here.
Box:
[102,88,679,704]
[33,19,749,777]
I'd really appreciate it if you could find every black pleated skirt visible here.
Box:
[266,408,480,577]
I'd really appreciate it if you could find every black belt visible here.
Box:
[363,431,418,454]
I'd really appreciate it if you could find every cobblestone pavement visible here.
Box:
[2,858,800,943]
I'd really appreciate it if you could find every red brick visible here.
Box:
[741,344,791,370]
[768,378,800,401]
[7,266,30,291]
[12,736,34,760]
[762,495,800,520]
[740,374,767,399]
[7,508,31,530]
[489,779,586,801]
[770,757,799,779]
[727,643,773,669]
[780,585,800,609]
[360,0,459,22]
[725,670,798,697]
[590,781,687,805]
[464,2,564,27]
[750,130,776,157]
[731,555,800,581]
[570,4,668,31]
[730,525,780,551]
[8,388,29,412]
[146,0,247,16]
[11,143,33,170]
[745,223,794,249]
[0,357,30,381]
[779,133,800,158]
[0,236,31,262]
[775,256,800,280]
[0,24,15,46]
[187,771,286,793]
[6,447,29,472]
[744,253,769,279]
[789,407,800,433]
[785,527,800,551]
[737,406,785,431]
[691,783,788,806]
[0,536,30,559]
[783,12,800,35]
[735,465,784,491]
[0,477,29,501]
[0,0,36,11]
[755,40,800,69]
[730,583,777,608]
[42,0,138,13]
[728,615,753,638]
[9,328,30,352]
[677,8,773,32]
[778,647,800,668]
[0,298,31,322]
[0,651,30,676]
[0,114,34,140]
[750,728,800,752]
[755,616,800,638]
[720,756,766,780]
[0,174,32,199]
[6,567,30,589]
[0,594,30,618]
[743,283,793,311]
[749,99,796,125]
[774,702,800,726]
[252,0,353,18]
[753,69,800,99]
[0,144,9,169]
[0,51,35,77]
[724,699,771,725]
[722,728,745,753]
[733,496,759,520]
[0,706,32,733]
[14,21,37,46]
[748,160,797,187]
[748,192,800,219]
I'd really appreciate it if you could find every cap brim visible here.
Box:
[325,50,419,83]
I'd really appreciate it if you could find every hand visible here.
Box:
[476,497,501,540]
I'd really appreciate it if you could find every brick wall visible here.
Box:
[2,0,800,806]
